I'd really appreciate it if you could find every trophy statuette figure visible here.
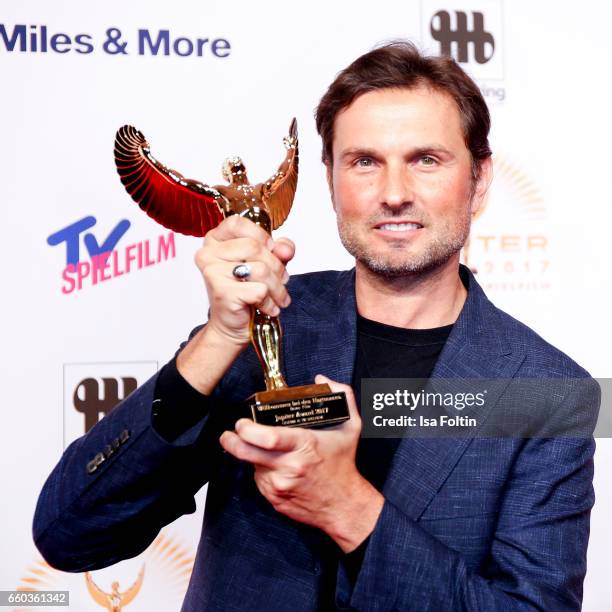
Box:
[113,120,349,428]
[85,566,145,612]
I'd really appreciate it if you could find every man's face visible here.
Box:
[327,86,491,278]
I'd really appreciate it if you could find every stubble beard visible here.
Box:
[337,211,472,279]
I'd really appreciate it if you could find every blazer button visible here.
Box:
[86,452,105,474]
[119,429,130,444]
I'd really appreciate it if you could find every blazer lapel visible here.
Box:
[383,266,526,520]
[283,269,358,388]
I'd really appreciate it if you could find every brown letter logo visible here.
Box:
[431,10,495,64]
[73,377,137,432]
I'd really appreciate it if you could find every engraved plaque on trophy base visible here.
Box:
[247,383,350,429]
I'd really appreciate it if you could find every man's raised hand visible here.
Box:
[176,215,295,395]
[195,215,295,347]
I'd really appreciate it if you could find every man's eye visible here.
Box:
[355,158,374,168]
[420,155,437,166]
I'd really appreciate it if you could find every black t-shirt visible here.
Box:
[317,315,452,607]
[352,314,453,491]
[151,315,452,609]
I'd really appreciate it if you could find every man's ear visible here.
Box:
[470,156,493,217]
[325,162,336,211]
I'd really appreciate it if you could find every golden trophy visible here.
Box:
[85,566,144,612]
[113,120,349,428]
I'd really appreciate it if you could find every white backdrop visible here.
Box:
[1,0,611,609]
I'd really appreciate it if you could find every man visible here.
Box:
[33,42,597,610]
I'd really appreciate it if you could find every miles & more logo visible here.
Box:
[47,215,176,294]
[0,24,231,58]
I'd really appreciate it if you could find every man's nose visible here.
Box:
[380,164,413,209]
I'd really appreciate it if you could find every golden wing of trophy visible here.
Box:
[114,125,228,237]
[85,572,112,609]
[117,565,145,607]
[114,120,298,236]
[260,117,299,230]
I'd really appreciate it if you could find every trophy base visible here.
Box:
[247,383,350,428]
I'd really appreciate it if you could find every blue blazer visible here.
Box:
[33,267,598,611]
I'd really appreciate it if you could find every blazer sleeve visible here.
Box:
[336,381,599,611]
[32,325,236,573]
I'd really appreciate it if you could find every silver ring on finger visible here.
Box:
[232,263,252,281]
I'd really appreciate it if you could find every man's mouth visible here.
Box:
[375,221,423,232]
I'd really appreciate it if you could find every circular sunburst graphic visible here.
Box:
[14,530,194,611]
[463,154,550,293]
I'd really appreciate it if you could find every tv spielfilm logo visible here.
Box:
[420,0,504,81]
[63,361,157,446]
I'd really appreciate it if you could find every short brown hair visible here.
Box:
[315,41,492,179]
